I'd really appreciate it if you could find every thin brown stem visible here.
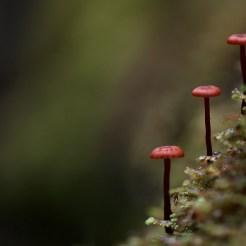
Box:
[163,158,173,234]
[240,45,246,83]
[204,97,212,156]
[240,45,246,115]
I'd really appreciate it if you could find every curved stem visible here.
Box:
[163,158,173,234]
[204,97,212,156]
[240,45,246,115]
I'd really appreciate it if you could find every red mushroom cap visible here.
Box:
[227,34,246,45]
[192,85,221,98]
[150,146,184,159]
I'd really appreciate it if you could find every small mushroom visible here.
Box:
[192,85,221,156]
[227,33,246,114]
[150,145,184,234]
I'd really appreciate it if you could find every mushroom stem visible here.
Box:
[240,45,246,114]
[204,97,212,156]
[163,158,173,234]
[240,45,246,83]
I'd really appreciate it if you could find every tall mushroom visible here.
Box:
[192,85,221,156]
[227,33,246,114]
[150,146,184,234]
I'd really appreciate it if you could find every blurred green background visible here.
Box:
[0,0,245,245]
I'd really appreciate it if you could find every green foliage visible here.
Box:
[121,89,246,246]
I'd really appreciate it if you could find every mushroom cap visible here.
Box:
[150,146,184,159]
[192,85,221,98]
[227,33,246,45]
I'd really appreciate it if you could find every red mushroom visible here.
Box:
[227,33,246,114]
[150,146,184,234]
[192,85,221,156]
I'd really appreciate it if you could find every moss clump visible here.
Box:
[120,89,246,246]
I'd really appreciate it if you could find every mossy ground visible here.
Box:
[120,89,246,246]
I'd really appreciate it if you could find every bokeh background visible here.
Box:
[0,0,245,245]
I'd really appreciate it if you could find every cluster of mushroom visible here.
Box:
[149,33,246,235]
[150,85,221,234]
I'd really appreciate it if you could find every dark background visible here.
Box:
[0,0,245,245]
